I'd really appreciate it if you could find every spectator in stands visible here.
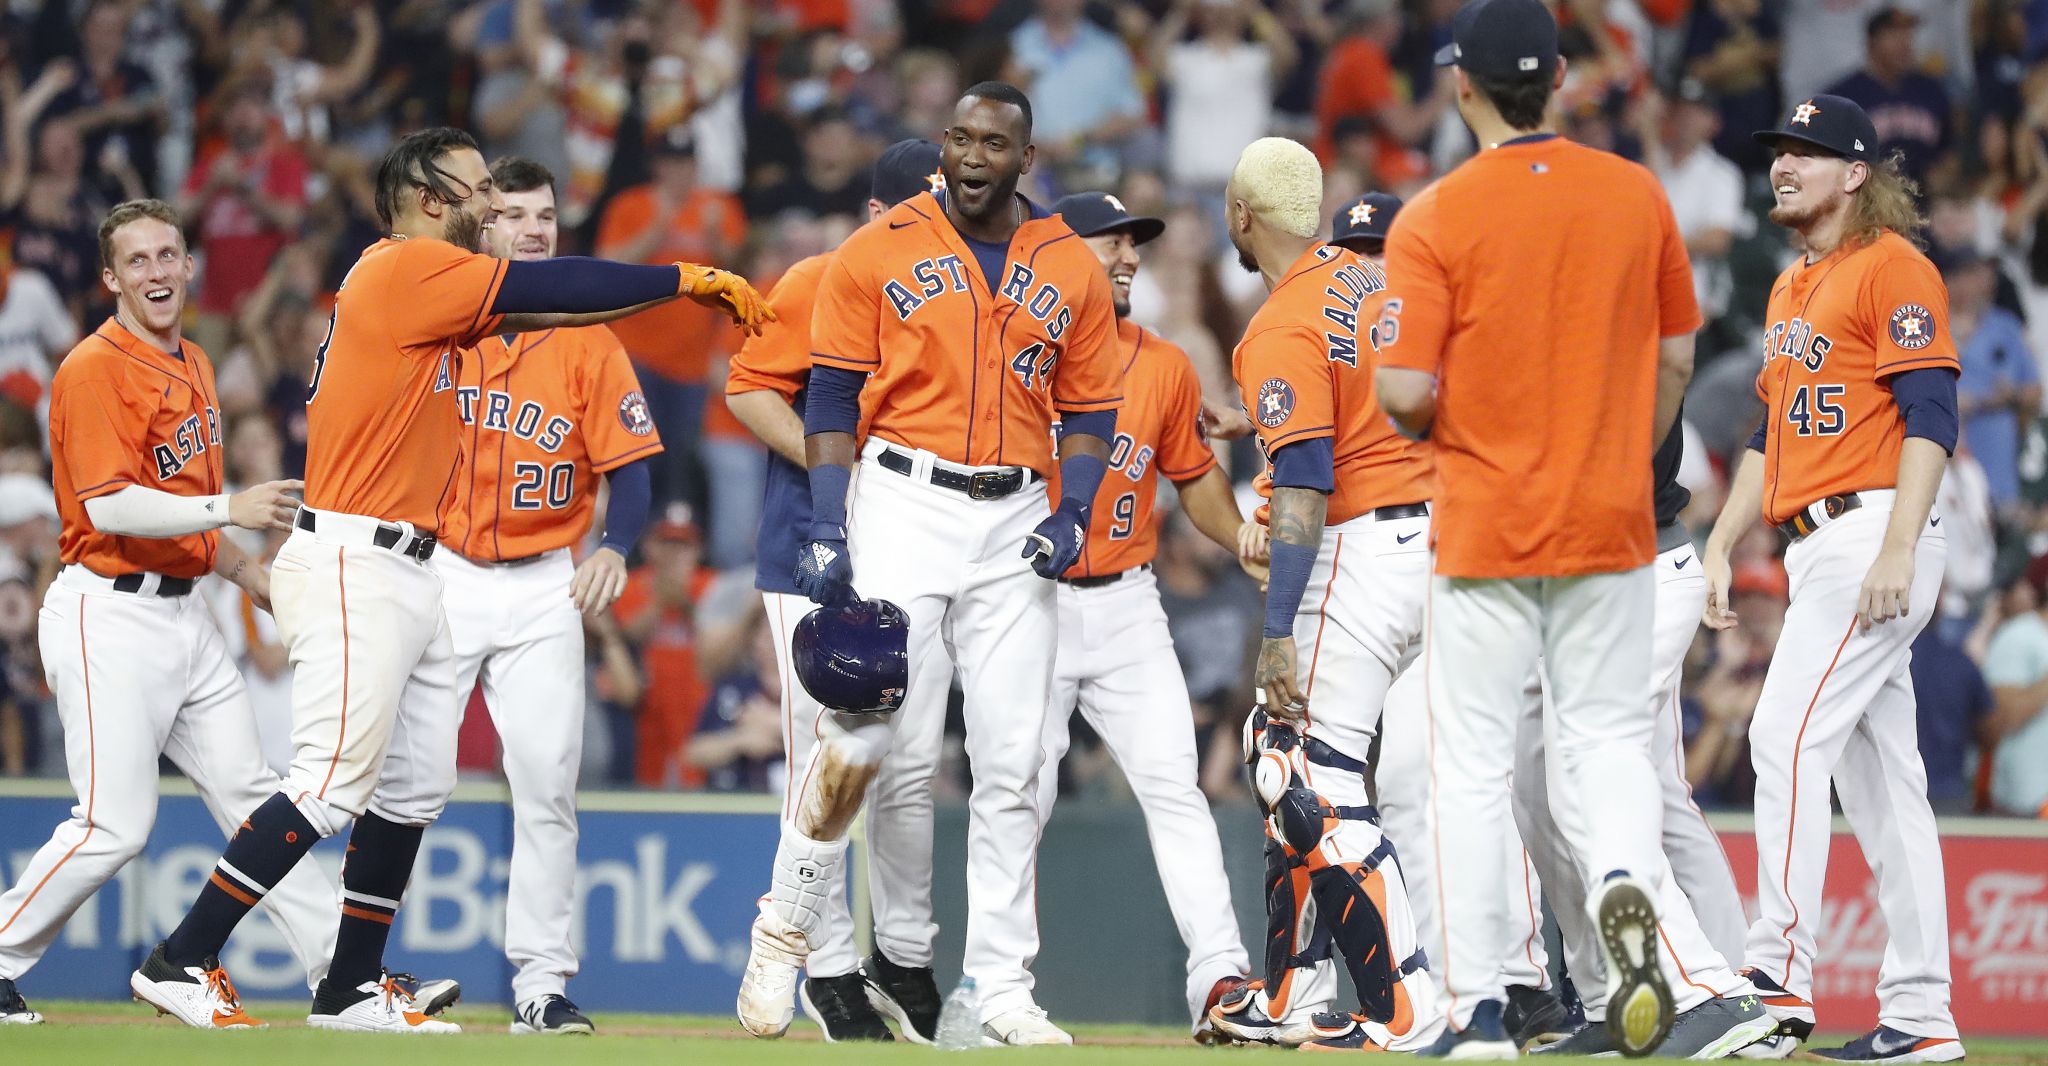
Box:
[1984,557,2048,817]
[178,80,309,355]
[1909,605,1995,812]
[3,95,120,322]
[1948,246,2040,513]
[614,505,713,789]
[587,608,646,787]
[1646,80,1746,327]
[1150,0,1296,197]
[0,246,77,416]
[1682,0,1783,171]
[47,1,163,196]
[686,617,787,793]
[241,4,380,147]
[1685,565,1784,807]
[1313,0,1450,187]
[1825,7,1953,190]
[1004,0,1148,183]
[744,107,869,219]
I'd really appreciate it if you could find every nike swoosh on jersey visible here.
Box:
[1396,532,1420,544]
[1931,516,1941,527]
[889,220,917,229]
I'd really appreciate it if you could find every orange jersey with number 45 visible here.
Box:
[1755,231,1958,526]
[440,325,665,561]
[1234,244,1432,526]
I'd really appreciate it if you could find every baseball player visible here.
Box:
[724,139,949,1044]
[740,82,1121,1048]
[1036,190,1254,1039]
[132,126,769,1033]
[1700,95,1964,1063]
[434,156,665,1036]
[0,199,450,1027]
[1376,0,1697,1055]
[1205,138,1442,1055]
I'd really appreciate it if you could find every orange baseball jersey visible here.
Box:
[728,253,830,403]
[50,318,224,578]
[1380,136,1698,579]
[810,197,1122,477]
[1234,244,1433,527]
[1052,318,1215,578]
[303,236,507,531]
[1754,231,1957,526]
[439,324,665,560]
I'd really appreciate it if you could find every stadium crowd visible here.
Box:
[0,0,2046,818]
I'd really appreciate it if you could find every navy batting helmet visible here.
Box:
[792,598,910,715]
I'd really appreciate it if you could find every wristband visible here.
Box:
[809,463,853,528]
[1262,539,1318,638]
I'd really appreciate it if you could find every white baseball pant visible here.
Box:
[1037,567,1250,1024]
[1743,497,1955,1038]
[436,548,586,1005]
[0,568,340,988]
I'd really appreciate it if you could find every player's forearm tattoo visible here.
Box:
[1268,487,1327,549]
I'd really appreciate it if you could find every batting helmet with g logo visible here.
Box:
[792,597,910,715]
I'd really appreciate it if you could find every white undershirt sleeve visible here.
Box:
[83,484,233,537]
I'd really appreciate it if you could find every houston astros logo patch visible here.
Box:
[1349,202,1375,226]
[1257,378,1295,429]
[1888,304,1935,350]
[1791,99,1820,126]
[618,390,655,436]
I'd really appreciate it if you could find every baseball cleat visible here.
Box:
[1192,974,1252,1045]
[1300,1011,1391,1053]
[1593,873,1673,1057]
[1506,983,1575,1048]
[981,1003,1073,1046]
[1416,999,1518,1059]
[129,942,264,1029]
[801,973,893,1042]
[1531,1021,1619,1056]
[736,906,806,1038]
[387,973,460,1016]
[1206,981,1318,1046]
[1736,967,1815,1045]
[1734,1034,1800,1060]
[1656,994,1779,1059]
[860,950,940,1044]
[307,973,460,1033]
[511,994,595,1035]
[1807,1027,1965,1063]
[0,978,43,1025]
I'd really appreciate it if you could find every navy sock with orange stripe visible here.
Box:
[319,812,423,1000]
[163,792,319,967]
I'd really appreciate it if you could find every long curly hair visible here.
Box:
[1844,152,1925,246]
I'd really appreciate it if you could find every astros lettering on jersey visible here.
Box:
[439,325,665,560]
[810,195,1123,475]
[51,318,224,578]
[304,236,509,531]
[1755,230,1958,524]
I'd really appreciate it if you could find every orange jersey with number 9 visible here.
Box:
[303,236,508,532]
[439,324,666,560]
[810,197,1123,476]
[1755,231,1958,525]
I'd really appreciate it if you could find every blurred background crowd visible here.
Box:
[1,0,2047,819]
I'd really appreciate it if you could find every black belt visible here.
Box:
[1061,563,1150,589]
[111,573,194,596]
[1373,502,1429,521]
[296,508,437,562]
[876,447,1034,500]
[1776,492,1863,541]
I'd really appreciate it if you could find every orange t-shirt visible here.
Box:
[728,254,829,403]
[596,184,749,383]
[1754,232,1958,526]
[1235,244,1434,527]
[614,566,712,788]
[1380,136,1699,578]
[303,236,507,531]
[1053,319,1214,578]
[50,318,224,578]
[811,199,1123,476]
[440,324,666,561]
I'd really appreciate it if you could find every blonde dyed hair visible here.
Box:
[1230,137,1323,240]
[1846,153,1924,246]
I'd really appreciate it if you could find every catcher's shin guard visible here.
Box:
[1260,837,1332,1018]
[1307,837,1426,1034]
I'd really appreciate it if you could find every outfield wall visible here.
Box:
[0,782,2042,1035]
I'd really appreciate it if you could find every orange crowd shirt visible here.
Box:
[1754,231,1958,526]
[810,198,1122,477]
[302,236,507,532]
[50,318,225,578]
[1235,244,1434,527]
[597,184,748,383]
[1380,136,1698,579]
[440,324,666,561]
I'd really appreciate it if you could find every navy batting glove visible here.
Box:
[794,522,856,605]
[1022,499,1088,578]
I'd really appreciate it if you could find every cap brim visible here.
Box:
[1434,43,1457,67]
[1751,129,1848,158]
[1078,216,1166,246]
[1331,236,1385,254]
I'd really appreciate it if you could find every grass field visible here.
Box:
[9,1002,2048,1066]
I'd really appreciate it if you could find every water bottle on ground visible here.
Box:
[934,976,982,1050]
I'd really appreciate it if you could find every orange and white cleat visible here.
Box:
[307,973,460,1034]
[129,941,264,1029]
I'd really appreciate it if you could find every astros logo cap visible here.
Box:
[1752,94,1878,163]
[1433,0,1558,83]
[869,139,946,207]
[1330,191,1404,252]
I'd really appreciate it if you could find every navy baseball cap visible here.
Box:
[869,139,945,206]
[1330,192,1403,250]
[1752,94,1877,163]
[1434,0,1558,83]
[1053,190,1165,245]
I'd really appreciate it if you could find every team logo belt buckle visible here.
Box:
[968,470,1013,499]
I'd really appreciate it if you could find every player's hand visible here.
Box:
[571,546,629,615]
[229,479,304,532]
[242,566,274,615]
[1858,544,1915,632]
[1022,501,1086,578]
[676,263,776,336]
[1201,396,1254,441]
[1237,520,1270,588]
[794,523,855,605]
[1701,548,1737,631]
[1255,636,1305,720]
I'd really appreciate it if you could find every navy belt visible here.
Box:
[1061,563,1150,590]
[1776,492,1863,541]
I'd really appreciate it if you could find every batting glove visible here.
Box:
[1022,500,1087,578]
[676,263,776,336]
[794,522,856,605]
